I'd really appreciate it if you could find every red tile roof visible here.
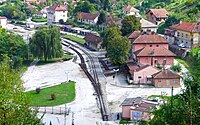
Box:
[147,9,168,18]
[84,33,102,44]
[133,34,168,44]
[134,47,175,57]
[123,5,139,12]
[48,5,67,11]
[152,69,180,79]
[78,12,99,20]
[128,31,143,40]
[170,22,200,33]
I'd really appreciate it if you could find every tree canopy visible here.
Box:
[74,1,95,14]
[101,24,122,49]
[0,57,42,125]
[97,11,106,25]
[107,35,130,65]
[0,28,28,68]
[29,25,63,62]
[121,15,141,36]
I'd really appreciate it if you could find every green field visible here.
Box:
[31,17,47,22]
[63,35,85,44]
[26,82,76,106]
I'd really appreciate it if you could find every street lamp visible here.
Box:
[65,71,69,82]
[113,69,119,85]
[138,76,141,87]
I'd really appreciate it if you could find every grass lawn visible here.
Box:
[26,81,76,106]
[175,58,190,70]
[63,35,85,45]
[36,54,73,66]
[31,17,47,22]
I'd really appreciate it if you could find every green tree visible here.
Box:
[97,11,106,25]
[0,28,28,68]
[121,15,141,36]
[101,25,122,48]
[29,25,63,62]
[149,47,200,125]
[0,57,42,125]
[74,1,95,14]
[107,35,130,65]
[157,15,180,34]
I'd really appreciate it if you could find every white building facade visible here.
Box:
[0,16,7,29]
[47,5,68,24]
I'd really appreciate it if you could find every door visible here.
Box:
[166,80,170,87]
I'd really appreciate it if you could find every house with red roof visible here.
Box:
[77,12,100,25]
[164,21,200,48]
[126,60,160,84]
[151,69,180,87]
[47,5,68,24]
[84,33,103,51]
[99,15,122,29]
[146,9,168,25]
[129,33,169,52]
[122,5,140,17]
[128,33,175,66]
[133,47,175,66]
[121,97,157,121]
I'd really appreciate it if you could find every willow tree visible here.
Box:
[29,25,63,62]
[0,57,42,124]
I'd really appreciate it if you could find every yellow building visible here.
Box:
[165,21,200,48]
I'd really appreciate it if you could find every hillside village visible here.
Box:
[0,0,200,125]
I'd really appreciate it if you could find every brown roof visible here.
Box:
[123,5,139,12]
[84,33,102,44]
[27,5,37,9]
[106,16,122,25]
[78,12,99,20]
[152,69,180,79]
[147,9,168,18]
[134,47,175,57]
[128,31,143,40]
[48,5,67,11]
[170,22,200,33]
[133,34,168,44]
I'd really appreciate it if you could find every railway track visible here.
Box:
[62,39,109,121]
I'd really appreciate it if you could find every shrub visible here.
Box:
[51,93,56,100]
[35,87,41,94]
[170,64,182,72]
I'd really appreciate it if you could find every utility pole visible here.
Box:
[170,86,174,124]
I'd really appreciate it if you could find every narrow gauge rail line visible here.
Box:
[62,40,109,121]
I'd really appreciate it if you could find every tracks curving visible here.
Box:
[62,39,109,121]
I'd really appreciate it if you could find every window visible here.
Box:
[156,45,159,47]
[181,33,183,37]
[132,112,142,120]
[177,32,180,36]
[186,34,188,38]
[163,59,166,65]
[154,59,157,65]
[173,80,178,84]
[150,45,152,47]
[158,79,162,83]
